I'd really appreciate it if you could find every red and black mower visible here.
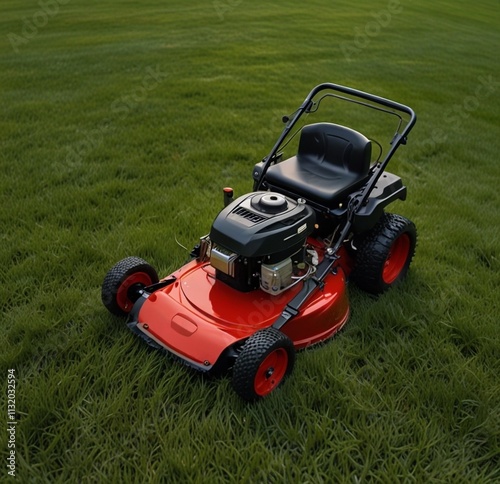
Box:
[102,83,417,401]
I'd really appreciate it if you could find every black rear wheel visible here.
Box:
[232,328,295,402]
[101,256,159,317]
[351,213,417,295]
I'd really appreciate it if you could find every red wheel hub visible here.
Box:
[383,233,410,284]
[254,348,289,396]
[116,272,153,313]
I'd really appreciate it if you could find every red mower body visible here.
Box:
[129,242,351,372]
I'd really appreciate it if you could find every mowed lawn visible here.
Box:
[1,0,499,481]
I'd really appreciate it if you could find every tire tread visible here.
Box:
[232,328,295,402]
[351,213,417,294]
[101,256,159,316]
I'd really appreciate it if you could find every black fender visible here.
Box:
[352,171,407,233]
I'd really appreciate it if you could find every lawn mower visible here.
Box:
[101,82,417,401]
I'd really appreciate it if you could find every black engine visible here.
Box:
[205,192,316,294]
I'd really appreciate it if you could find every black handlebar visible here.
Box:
[254,82,416,191]
[305,82,416,122]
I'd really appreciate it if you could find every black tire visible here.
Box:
[351,213,417,295]
[101,256,159,317]
[232,328,295,402]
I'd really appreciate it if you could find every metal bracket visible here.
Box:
[144,277,177,293]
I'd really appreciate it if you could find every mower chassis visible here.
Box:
[127,252,349,373]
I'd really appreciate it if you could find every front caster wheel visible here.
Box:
[232,328,295,402]
[101,256,159,317]
[351,213,417,295]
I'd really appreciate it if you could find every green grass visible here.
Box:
[1,0,499,481]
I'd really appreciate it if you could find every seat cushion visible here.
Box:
[266,155,367,206]
[264,123,371,206]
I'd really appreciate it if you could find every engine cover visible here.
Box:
[210,191,316,259]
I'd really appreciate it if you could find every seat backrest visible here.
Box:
[297,123,372,176]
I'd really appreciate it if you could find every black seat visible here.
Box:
[265,123,372,206]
